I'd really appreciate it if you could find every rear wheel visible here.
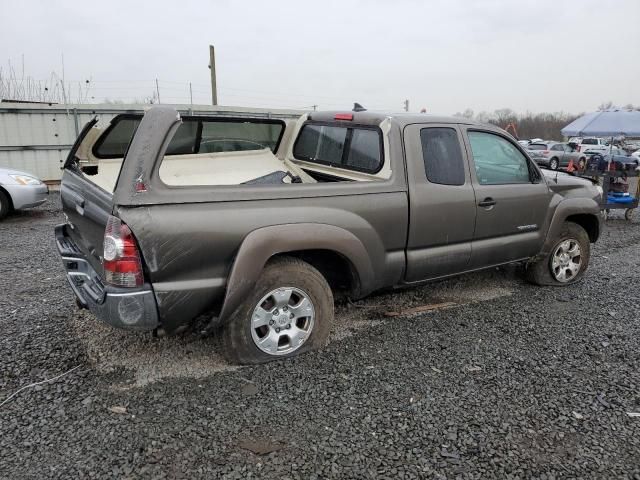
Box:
[526,222,590,286]
[549,158,559,170]
[0,190,10,220]
[218,257,333,364]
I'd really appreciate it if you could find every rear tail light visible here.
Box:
[577,146,581,152]
[103,215,144,287]
[542,150,550,155]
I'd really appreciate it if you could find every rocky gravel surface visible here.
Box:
[1,197,640,479]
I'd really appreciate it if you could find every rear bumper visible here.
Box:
[55,224,159,331]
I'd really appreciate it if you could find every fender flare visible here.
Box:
[217,223,375,323]
[540,197,601,256]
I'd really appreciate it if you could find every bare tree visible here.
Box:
[597,101,614,111]
[454,108,582,140]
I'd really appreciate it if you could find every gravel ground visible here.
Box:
[1,197,640,479]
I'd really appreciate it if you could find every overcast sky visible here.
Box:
[1,0,638,114]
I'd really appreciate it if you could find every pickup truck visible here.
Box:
[568,137,609,154]
[56,106,603,364]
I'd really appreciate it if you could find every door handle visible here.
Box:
[478,197,496,208]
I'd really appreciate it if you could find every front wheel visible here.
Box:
[549,158,559,170]
[526,222,590,286]
[218,257,334,364]
[0,190,10,220]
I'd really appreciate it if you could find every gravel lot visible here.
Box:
[1,197,640,479]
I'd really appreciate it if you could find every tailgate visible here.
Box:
[60,118,114,275]
[60,169,113,275]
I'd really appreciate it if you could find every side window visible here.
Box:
[93,118,141,158]
[199,121,283,153]
[468,131,531,185]
[293,124,383,173]
[420,127,465,185]
[166,121,198,155]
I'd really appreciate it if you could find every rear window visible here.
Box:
[293,124,382,173]
[582,138,597,145]
[528,144,547,150]
[420,127,465,185]
[93,116,285,159]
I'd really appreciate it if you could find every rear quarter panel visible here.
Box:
[119,192,408,331]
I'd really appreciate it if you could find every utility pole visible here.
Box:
[312,104,318,111]
[403,99,409,112]
[189,82,193,106]
[209,45,218,106]
[155,78,161,104]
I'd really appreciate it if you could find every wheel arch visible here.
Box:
[565,213,600,242]
[0,185,14,211]
[274,249,361,299]
[541,198,601,256]
[217,224,375,324]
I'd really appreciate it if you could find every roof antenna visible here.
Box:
[353,102,366,112]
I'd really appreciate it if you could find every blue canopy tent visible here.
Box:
[561,109,640,138]
[562,109,640,220]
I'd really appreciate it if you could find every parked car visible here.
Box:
[631,149,640,161]
[568,137,609,154]
[527,142,586,170]
[0,167,49,220]
[55,106,603,364]
[584,147,640,170]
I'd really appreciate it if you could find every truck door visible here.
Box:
[462,128,551,268]
[403,124,477,281]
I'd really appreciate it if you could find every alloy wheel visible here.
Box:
[250,287,315,356]
[550,239,582,282]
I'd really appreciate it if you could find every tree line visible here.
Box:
[453,103,639,141]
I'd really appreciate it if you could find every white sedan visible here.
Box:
[0,167,49,220]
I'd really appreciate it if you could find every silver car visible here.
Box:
[528,142,587,170]
[0,167,49,220]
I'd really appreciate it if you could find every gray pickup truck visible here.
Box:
[56,106,602,364]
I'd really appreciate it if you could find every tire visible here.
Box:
[549,158,559,170]
[526,222,590,286]
[218,257,334,364]
[578,158,586,170]
[0,190,10,220]
[625,208,634,221]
